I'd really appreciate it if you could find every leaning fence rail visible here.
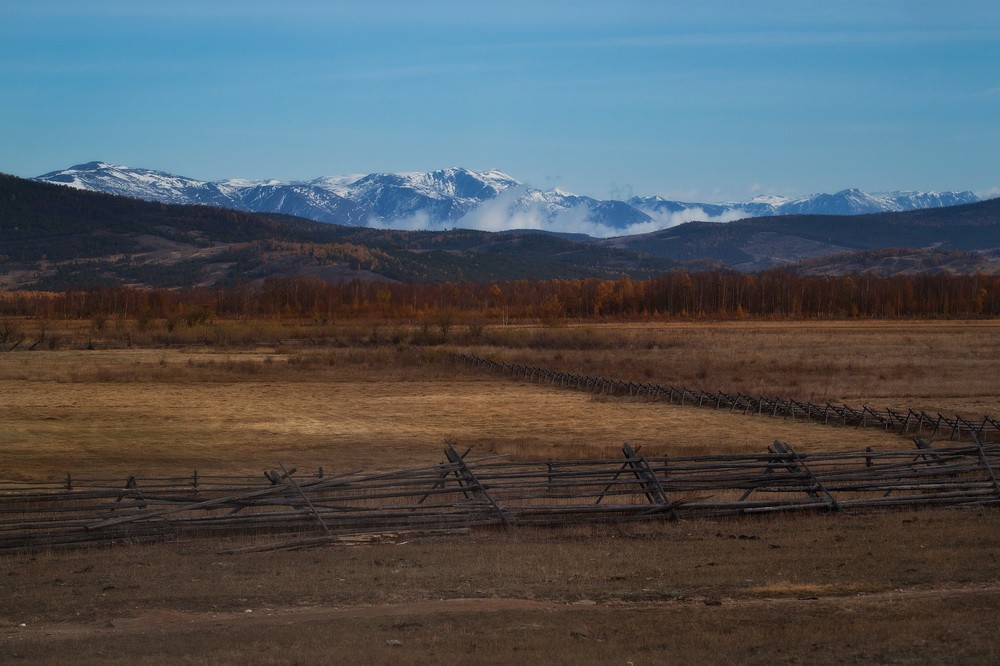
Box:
[2,439,998,554]
[453,353,1000,442]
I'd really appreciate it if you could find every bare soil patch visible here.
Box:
[2,510,999,663]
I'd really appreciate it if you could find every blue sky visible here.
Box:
[2,0,998,202]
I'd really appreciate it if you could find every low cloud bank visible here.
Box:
[631,207,749,234]
[367,186,750,238]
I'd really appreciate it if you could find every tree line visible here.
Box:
[2,270,1000,321]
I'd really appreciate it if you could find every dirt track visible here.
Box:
[9,584,1000,643]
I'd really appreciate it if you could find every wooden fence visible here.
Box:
[2,439,999,554]
[454,353,1000,442]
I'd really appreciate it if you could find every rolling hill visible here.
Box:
[4,172,1000,290]
[0,173,675,289]
[602,198,1000,272]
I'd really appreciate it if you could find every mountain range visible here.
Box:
[35,161,980,237]
[3,170,1000,290]
[0,173,675,290]
[603,198,1000,272]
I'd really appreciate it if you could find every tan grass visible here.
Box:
[2,320,999,663]
[469,319,1000,416]
[0,349,902,479]
[4,319,998,478]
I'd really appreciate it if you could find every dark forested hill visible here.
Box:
[0,174,674,289]
[4,173,1000,290]
[601,198,1000,272]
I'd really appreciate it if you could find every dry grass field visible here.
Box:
[2,318,1000,663]
[472,319,1000,416]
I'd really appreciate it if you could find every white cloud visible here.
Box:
[364,186,752,239]
[454,186,549,232]
[365,211,436,232]
[629,207,750,234]
[453,188,746,238]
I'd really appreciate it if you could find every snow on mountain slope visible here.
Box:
[630,189,980,222]
[629,195,731,217]
[875,190,980,210]
[234,167,524,225]
[332,168,521,222]
[226,182,370,226]
[34,162,981,238]
[748,189,978,217]
[36,161,235,208]
[37,162,370,225]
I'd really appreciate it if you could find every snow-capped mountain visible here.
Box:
[331,168,521,222]
[34,162,653,233]
[38,161,236,208]
[774,189,979,216]
[628,188,980,220]
[34,162,980,238]
[216,180,369,226]
[37,162,371,225]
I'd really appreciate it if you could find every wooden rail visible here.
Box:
[2,439,998,554]
[454,353,1000,442]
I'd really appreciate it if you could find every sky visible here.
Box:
[2,0,999,203]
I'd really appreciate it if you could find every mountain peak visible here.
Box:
[32,161,981,237]
[69,161,115,170]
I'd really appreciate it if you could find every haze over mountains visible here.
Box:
[36,162,980,238]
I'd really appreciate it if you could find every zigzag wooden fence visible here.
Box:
[3,440,999,554]
[454,353,1000,442]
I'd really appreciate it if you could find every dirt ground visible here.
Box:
[2,510,999,664]
[1,319,999,663]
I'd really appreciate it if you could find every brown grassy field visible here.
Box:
[2,318,1000,663]
[468,319,1000,416]
[1,347,907,480]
